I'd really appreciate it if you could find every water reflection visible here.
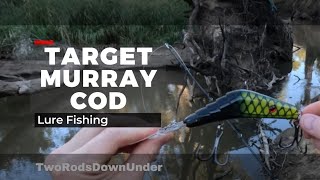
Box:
[39,128,80,154]
[0,68,259,179]
[0,70,195,154]
[0,159,50,180]
[264,26,320,136]
[293,25,320,105]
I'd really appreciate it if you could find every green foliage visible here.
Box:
[0,0,189,46]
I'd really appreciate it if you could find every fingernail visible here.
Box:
[301,114,317,130]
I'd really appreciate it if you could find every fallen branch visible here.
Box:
[213,76,221,96]
[0,63,84,96]
[266,72,286,90]
[293,75,301,85]
[258,122,272,170]
[176,82,187,116]
[188,0,200,33]
[0,60,62,77]
[293,45,301,53]
[187,77,195,101]
[0,74,24,81]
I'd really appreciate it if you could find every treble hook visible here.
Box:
[195,124,229,166]
[278,120,307,154]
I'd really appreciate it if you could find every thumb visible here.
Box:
[300,114,320,139]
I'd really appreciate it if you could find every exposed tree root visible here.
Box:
[183,0,293,97]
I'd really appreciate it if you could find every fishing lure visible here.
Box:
[183,89,303,165]
[184,89,299,127]
[163,43,303,168]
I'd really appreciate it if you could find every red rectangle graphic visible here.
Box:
[34,40,55,46]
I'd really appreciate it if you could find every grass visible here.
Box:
[0,0,190,47]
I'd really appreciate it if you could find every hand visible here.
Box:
[300,101,320,149]
[45,128,173,180]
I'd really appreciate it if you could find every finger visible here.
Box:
[129,133,173,154]
[114,133,173,180]
[303,131,312,139]
[52,128,105,154]
[118,144,138,154]
[300,114,320,139]
[312,139,320,150]
[72,128,159,163]
[302,101,320,116]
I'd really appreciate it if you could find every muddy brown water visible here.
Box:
[0,25,320,179]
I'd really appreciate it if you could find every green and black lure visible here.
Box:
[184,89,299,127]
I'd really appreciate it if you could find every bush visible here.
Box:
[0,0,190,47]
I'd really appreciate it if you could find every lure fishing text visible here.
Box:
[41,47,156,110]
